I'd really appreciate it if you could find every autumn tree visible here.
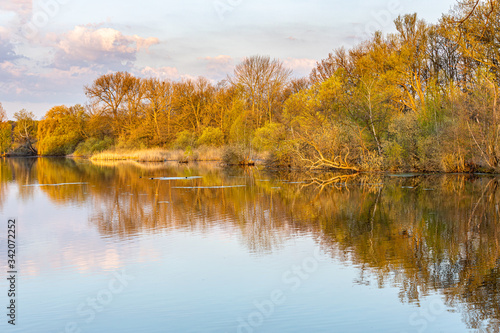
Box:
[174,77,216,135]
[211,82,243,140]
[37,105,87,155]
[391,14,431,114]
[309,48,354,84]
[140,78,175,146]
[0,103,11,154]
[84,72,138,138]
[284,78,359,171]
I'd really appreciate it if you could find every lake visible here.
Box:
[0,157,499,332]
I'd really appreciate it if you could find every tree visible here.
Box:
[392,14,431,114]
[174,77,216,135]
[142,78,175,145]
[284,79,359,171]
[231,55,291,126]
[13,109,37,154]
[0,103,6,123]
[37,105,87,155]
[84,72,138,137]
[441,0,500,83]
[0,103,11,154]
[309,48,354,84]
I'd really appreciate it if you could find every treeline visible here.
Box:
[3,0,500,172]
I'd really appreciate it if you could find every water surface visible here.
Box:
[0,158,499,332]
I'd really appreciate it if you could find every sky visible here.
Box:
[0,0,458,119]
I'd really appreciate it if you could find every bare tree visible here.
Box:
[143,78,175,144]
[231,55,291,126]
[84,72,137,136]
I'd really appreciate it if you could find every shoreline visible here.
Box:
[3,154,500,176]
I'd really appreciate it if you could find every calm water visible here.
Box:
[0,158,499,332]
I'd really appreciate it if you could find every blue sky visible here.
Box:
[0,0,457,119]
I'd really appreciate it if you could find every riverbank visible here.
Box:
[4,146,500,174]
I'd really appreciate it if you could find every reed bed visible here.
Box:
[90,147,224,163]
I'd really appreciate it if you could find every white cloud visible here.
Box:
[138,66,180,80]
[136,65,200,82]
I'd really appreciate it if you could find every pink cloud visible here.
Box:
[0,60,26,77]
[202,55,234,78]
[0,26,10,40]
[53,25,159,69]
[0,0,32,21]
[283,58,316,76]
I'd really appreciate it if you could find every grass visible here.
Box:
[90,147,224,162]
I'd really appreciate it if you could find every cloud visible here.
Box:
[201,55,234,79]
[138,66,180,80]
[0,26,10,40]
[52,25,159,70]
[283,58,316,77]
[0,60,25,77]
[0,62,98,106]
[0,39,21,62]
[0,23,24,63]
[136,66,200,82]
[0,0,32,22]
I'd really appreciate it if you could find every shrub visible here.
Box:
[252,122,285,152]
[264,140,295,168]
[383,113,421,170]
[222,145,253,165]
[359,150,385,171]
[73,137,114,156]
[38,134,81,156]
[173,130,196,149]
[197,127,224,147]
[178,146,199,163]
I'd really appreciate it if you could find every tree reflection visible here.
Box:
[2,158,500,330]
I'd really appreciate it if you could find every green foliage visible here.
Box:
[38,135,81,156]
[229,111,256,146]
[37,105,87,155]
[252,122,285,152]
[173,130,196,150]
[197,127,224,147]
[383,113,421,170]
[264,140,296,168]
[115,134,147,150]
[73,137,114,156]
